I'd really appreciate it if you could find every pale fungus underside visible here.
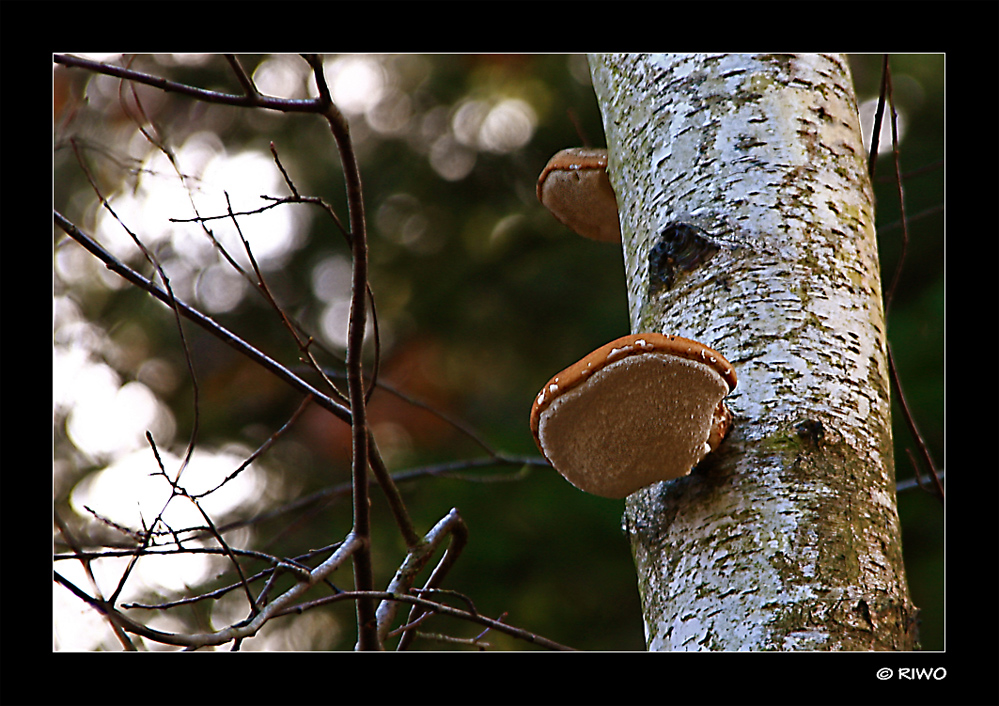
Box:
[530,333,736,499]
[536,147,621,243]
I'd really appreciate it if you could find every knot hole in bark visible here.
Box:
[647,222,721,295]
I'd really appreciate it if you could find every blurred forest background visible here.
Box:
[53,54,943,651]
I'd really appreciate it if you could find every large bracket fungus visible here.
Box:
[530,333,737,499]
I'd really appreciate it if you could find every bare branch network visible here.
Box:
[53,53,567,652]
[53,53,941,652]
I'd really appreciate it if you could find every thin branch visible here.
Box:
[395,511,469,650]
[176,453,541,544]
[54,211,353,425]
[306,53,379,650]
[54,54,321,113]
[875,204,943,234]
[410,630,492,650]
[69,140,211,609]
[316,367,503,457]
[69,140,201,482]
[882,63,910,316]
[867,54,889,180]
[224,54,260,98]
[72,542,344,611]
[197,395,314,499]
[895,452,945,495]
[862,56,942,503]
[54,530,364,650]
[887,344,943,500]
[279,590,576,652]
[145,432,257,611]
[367,434,421,547]
[874,158,943,183]
[54,512,137,650]
[374,508,467,646]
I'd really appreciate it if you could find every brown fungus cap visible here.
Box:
[537,147,621,243]
[530,333,737,499]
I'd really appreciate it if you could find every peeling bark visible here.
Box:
[588,53,917,651]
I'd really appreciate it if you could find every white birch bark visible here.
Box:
[588,53,917,650]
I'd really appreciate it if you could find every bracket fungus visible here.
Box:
[537,147,621,242]
[530,333,737,499]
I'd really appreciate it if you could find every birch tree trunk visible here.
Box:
[588,53,917,651]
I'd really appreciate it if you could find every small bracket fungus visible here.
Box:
[530,333,737,499]
[537,147,621,242]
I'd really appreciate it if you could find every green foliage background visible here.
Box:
[54,54,942,650]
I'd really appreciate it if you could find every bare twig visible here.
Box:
[224,54,260,98]
[69,140,201,482]
[54,211,353,425]
[198,395,314,498]
[54,512,137,650]
[867,54,890,181]
[145,432,257,610]
[864,56,943,503]
[303,54,379,649]
[373,508,468,647]
[55,54,321,113]
[54,530,364,650]
[61,541,344,611]
[887,345,943,500]
[412,631,492,650]
[279,590,576,651]
[167,453,541,545]
[882,63,909,316]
